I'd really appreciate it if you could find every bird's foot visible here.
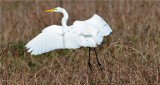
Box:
[98,63,104,71]
[88,62,93,73]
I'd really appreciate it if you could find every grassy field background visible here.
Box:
[0,0,160,85]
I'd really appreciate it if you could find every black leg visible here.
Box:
[88,47,93,72]
[94,48,104,71]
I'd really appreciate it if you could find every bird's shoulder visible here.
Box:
[73,20,85,25]
[42,25,63,33]
[72,20,88,29]
[72,14,101,27]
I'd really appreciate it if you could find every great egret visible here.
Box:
[25,7,112,71]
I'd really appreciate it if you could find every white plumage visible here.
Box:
[25,7,112,55]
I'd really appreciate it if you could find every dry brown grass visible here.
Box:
[0,0,160,85]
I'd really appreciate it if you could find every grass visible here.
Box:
[0,0,160,85]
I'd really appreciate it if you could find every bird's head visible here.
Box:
[44,7,64,13]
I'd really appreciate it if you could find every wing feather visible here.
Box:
[25,25,81,55]
[71,14,112,47]
[25,25,64,55]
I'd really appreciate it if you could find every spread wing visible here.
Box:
[25,25,80,55]
[25,25,63,55]
[71,14,112,47]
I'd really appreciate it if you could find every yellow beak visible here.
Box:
[44,8,56,12]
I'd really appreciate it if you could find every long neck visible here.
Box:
[61,9,69,26]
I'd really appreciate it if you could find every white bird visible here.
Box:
[25,7,112,71]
